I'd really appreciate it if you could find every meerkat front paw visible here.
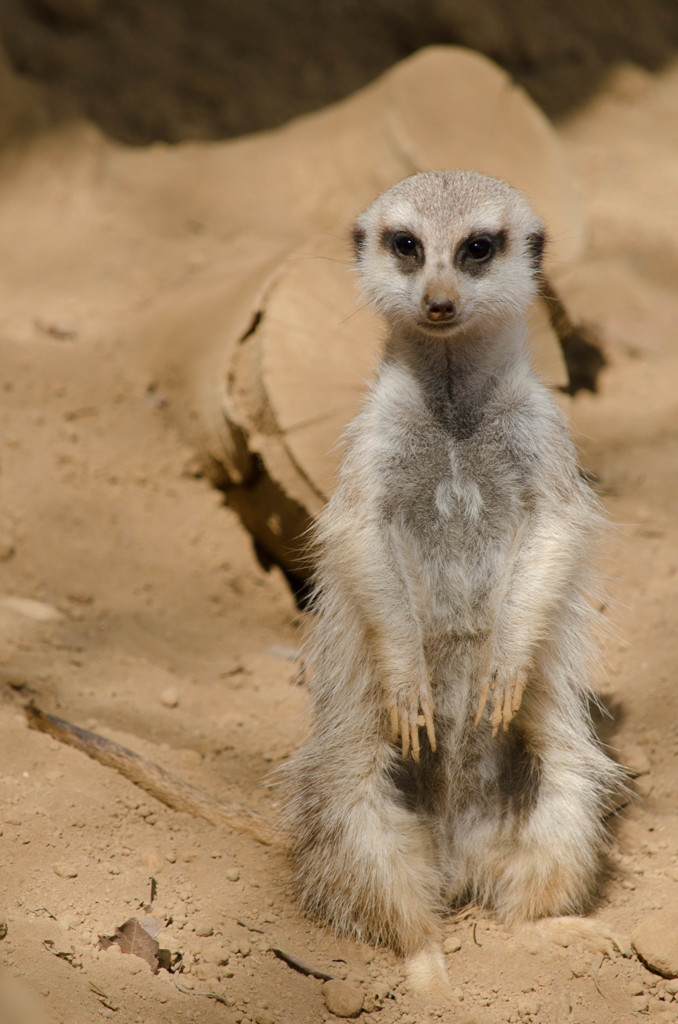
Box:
[474,666,527,738]
[388,687,436,763]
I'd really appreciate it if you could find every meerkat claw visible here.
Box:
[477,669,527,737]
[401,718,410,760]
[411,723,420,763]
[512,675,526,716]
[424,711,437,752]
[491,690,503,738]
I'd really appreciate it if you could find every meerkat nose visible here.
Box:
[424,296,457,322]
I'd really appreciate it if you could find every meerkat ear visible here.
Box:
[526,230,546,273]
[352,225,366,259]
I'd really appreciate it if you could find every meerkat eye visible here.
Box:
[465,236,494,262]
[392,233,420,259]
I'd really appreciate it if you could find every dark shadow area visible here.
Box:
[592,692,627,750]
[2,0,678,145]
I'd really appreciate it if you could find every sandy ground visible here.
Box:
[1,51,678,1024]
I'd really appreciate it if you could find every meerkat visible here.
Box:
[283,171,623,993]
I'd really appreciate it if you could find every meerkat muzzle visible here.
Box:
[425,296,457,322]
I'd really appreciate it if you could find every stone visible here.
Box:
[53,862,78,878]
[632,909,678,978]
[443,936,462,954]
[320,979,364,1018]
[160,687,180,708]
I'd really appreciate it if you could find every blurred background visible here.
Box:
[2,0,678,142]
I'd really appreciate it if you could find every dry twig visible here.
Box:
[272,947,335,981]
[25,703,277,845]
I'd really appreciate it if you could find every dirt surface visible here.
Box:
[1,36,678,1024]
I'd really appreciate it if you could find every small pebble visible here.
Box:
[160,687,180,708]
[632,908,678,978]
[194,922,214,937]
[225,867,240,882]
[53,862,78,878]
[320,979,364,1018]
[443,936,462,954]
[632,995,650,1013]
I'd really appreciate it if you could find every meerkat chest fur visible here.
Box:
[349,356,542,630]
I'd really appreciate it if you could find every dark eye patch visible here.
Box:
[381,229,425,269]
[526,230,545,272]
[456,229,507,274]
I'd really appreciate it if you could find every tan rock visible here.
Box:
[632,909,678,978]
[320,979,364,1018]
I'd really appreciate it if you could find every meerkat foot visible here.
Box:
[388,702,436,763]
[405,944,451,1001]
[475,668,527,738]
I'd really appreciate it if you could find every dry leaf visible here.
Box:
[137,915,164,939]
[99,917,162,973]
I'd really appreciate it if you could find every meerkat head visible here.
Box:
[352,171,545,340]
